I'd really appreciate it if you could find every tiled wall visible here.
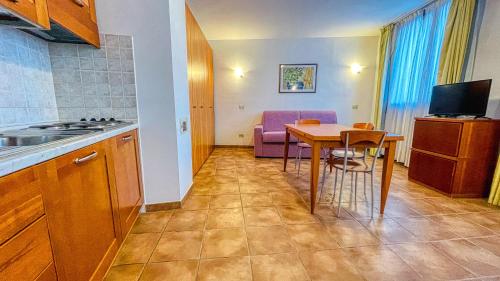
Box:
[49,34,138,121]
[0,26,59,127]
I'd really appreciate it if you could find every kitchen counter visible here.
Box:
[0,122,139,177]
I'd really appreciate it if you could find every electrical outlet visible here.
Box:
[238,133,244,138]
[238,105,245,110]
[352,105,359,110]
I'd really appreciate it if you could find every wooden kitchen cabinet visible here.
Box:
[0,217,56,280]
[46,0,100,47]
[409,118,500,197]
[1,129,143,280]
[109,130,144,238]
[0,0,50,29]
[41,141,121,281]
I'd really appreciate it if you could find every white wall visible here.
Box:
[169,1,193,199]
[472,0,500,118]
[210,37,379,145]
[96,0,192,204]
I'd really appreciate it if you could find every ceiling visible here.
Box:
[188,0,428,40]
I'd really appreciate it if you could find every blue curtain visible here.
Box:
[381,0,451,165]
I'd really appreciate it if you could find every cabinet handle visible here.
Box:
[74,151,98,164]
[9,0,19,3]
[122,135,133,142]
[200,106,204,109]
[73,0,85,7]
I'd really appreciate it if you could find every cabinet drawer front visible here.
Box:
[0,167,45,245]
[412,121,462,157]
[409,151,456,194]
[0,217,54,280]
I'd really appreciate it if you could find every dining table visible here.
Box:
[283,123,404,214]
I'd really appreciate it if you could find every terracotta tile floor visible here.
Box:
[106,148,500,281]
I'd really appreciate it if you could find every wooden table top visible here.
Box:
[285,124,404,141]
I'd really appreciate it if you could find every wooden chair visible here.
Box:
[294,119,321,176]
[324,130,386,217]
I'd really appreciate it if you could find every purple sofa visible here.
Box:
[254,110,338,158]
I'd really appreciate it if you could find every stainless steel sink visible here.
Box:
[0,135,76,147]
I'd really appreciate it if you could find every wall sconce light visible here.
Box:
[234,67,244,78]
[351,63,363,74]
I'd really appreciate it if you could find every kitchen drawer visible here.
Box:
[409,150,457,194]
[0,217,54,280]
[412,120,462,157]
[0,166,45,245]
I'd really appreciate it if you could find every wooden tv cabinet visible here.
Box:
[408,117,500,197]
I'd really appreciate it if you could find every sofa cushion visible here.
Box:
[263,131,297,143]
[299,111,337,124]
[262,111,300,132]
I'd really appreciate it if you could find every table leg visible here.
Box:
[309,142,321,214]
[380,141,396,214]
[283,128,290,172]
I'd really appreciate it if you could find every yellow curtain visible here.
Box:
[438,0,476,84]
[372,24,393,129]
[489,156,500,206]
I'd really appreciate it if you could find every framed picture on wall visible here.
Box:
[279,64,318,93]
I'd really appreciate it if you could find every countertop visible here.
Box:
[0,123,138,177]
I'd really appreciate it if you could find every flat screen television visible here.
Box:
[429,79,492,117]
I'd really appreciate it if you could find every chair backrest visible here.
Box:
[340,130,387,171]
[353,122,375,130]
[296,119,320,125]
[340,130,386,148]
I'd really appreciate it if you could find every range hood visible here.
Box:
[0,6,87,44]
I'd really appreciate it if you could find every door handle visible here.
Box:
[74,151,98,164]
[73,0,85,7]
[122,135,133,142]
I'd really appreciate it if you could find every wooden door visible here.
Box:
[0,0,50,29]
[186,3,215,175]
[41,141,120,281]
[46,0,99,47]
[110,130,143,238]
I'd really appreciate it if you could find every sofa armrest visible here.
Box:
[254,124,264,156]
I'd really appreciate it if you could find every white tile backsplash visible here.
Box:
[0,26,59,127]
[49,35,138,122]
[0,27,138,127]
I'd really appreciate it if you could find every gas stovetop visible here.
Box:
[27,118,130,131]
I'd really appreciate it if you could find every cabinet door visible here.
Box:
[41,142,120,281]
[0,0,50,29]
[46,0,99,47]
[409,150,456,194]
[111,130,143,237]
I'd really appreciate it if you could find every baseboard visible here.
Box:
[145,201,181,212]
[215,145,254,148]
[145,183,195,212]
[181,182,194,206]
